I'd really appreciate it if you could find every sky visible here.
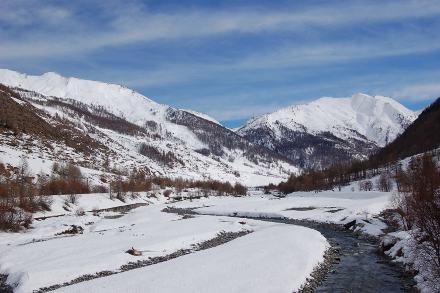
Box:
[1,0,440,127]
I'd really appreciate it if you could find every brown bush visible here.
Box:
[0,160,92,231]
[108,171,247,198]
[91,184,108,193]
[394,154,440,280]
[40,163,90,196]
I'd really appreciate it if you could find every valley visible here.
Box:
[0,70,439,293]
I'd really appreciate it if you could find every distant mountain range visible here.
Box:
[236,93,417,169]
[0,69,420,183]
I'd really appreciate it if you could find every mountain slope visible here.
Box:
[237,93,417,169]
[0,69,297,186]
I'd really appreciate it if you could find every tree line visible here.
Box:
[0,160,91,231]
[109,169,247,201]
[0,160,247,231]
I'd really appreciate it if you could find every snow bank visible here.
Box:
[54,224,328,293]
[0,202,250,293]
[174,190,392,236]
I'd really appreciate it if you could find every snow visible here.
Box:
[54,225,328,293]
[237,93,417,147]
[173,189,393,236]
[0,69,163,125]
[181,109,222,125]
[0,186,416,292]
[0,192,328,293]
[0,201,246,292]
[0,68,298,186]
[0,68,430,292]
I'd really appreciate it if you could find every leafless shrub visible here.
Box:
[376,172,393,192]
[394,154,440,280]
[358,180,373,191]
[391,192,413,230]
[37,195,53,211]
[67,193,79,205]
[91,184,108,193]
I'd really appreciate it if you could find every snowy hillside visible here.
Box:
[0,69,297,186]
[237,93,417,169]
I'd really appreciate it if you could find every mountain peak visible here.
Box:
[41,71,63,78]
[237,93,418,168]
[242,93,417,146]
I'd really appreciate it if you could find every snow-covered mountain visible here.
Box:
[237,93,417,169]
[0,69,297,186]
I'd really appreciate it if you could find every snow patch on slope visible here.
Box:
[181,109,221,125]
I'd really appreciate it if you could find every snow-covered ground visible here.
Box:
[54,225,327,293]
[0,186,412,293]
[0,192,330,293]
[173,189,392,236]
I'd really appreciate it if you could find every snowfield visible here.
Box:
[1,204,246,292]
[54,225,327,293]
[0,192,332,293]
[173,189,392,236]
[0,187,405,293]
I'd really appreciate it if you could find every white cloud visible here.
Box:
[394,83,440,101]
[1,0,440,59]
[97,30,440,89]
[0,1,72,27]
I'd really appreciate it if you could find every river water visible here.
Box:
[258,218,415,293]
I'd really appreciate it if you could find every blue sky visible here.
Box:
[1,0,440,127]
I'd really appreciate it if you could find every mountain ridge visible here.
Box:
[237,93,417,169]
[0,69,297,186]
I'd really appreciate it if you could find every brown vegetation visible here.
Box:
[0,160,90,231]
[392,154,440,282]
[277,159,382,193]
[0,159,42,231]
[138,143,182,167]
[1,159,247,231]
[0,84,107,157]
[108,169,248,198]
[39,162,90,196]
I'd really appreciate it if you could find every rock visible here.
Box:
[379,235,398,253]
[344,220,357,230]
[126,247,142,256]
[56,225,84,235]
